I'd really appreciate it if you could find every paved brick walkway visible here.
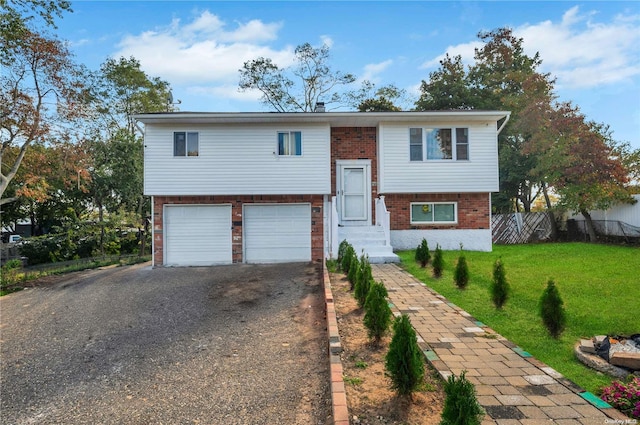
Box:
[372,264,628,425]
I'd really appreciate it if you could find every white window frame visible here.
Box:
[408,127,469,161]
[173,131,199,157]
[277,131,303,156]
[410,202,458,225]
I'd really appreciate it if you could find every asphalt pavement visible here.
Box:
[0,262,331,425]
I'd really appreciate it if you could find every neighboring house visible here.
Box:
[569,194,640,237]
[135,110,510,266]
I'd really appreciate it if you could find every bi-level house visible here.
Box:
[135,109,510,266]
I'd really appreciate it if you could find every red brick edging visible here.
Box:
[322,264,350,425]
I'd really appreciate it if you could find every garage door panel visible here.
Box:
[165,205,232,266]
[244,204,311,263]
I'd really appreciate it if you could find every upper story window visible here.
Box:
[278,131,302,156]
[174,132,199,157]
[409,127,469,161]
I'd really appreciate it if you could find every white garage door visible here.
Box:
[244,204,311,263]
[164,205,232,266]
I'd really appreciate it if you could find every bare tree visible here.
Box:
[239,42,356,112]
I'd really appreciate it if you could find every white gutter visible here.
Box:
[497,113,511,135]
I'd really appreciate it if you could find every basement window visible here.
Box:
[410,202,457,224]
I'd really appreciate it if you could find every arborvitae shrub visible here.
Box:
[415,238,430,267]
[539,279,566,339]
[491,258,510,309]
[432,244,444,278]
[347,252,359,290]
[341,244,355,275]
[354,255,372,308]
[363,281,392,343]
[440,371,484,425]
[385,314,424,397]
[454,249,469,289]
[337,239,350,269]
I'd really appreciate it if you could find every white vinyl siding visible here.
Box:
[243,204,311,263]
[144,123,330,195]
[379,122,499,193]
[164,205,232,266]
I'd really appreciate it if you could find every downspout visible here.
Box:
[133,118,152,265]
[133,118,145,137]
[497,113,511,135]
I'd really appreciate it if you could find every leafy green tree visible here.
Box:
[363,281,392,343]
[239,42,356,112]
[432,244,444,278]
[416,28,555,213]
[355,83,406,111]
[1,0,71,49]
[415,237,430,267]
[440,371,484,425]
[1,28,87,204]
[93,56,172,134]
[415,54,475,111]
[491,259,510,309]
[539,279,566,339]
[341,243,356,275]
[354,255,373,308]
[385,314,424,397]
[454,247,469,289]
[347,251,359,290]
[530,102,633,241]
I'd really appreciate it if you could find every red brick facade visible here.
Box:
[330,127,378,222]
[383,193,491,230]
[153,195,324,265]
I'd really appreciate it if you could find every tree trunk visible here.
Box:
[542,183,559,240]
[98,203,105,256]
[580,209,598,242]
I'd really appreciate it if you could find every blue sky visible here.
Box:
[58,1,640,148]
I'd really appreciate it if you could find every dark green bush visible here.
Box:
[539,279,566,338]
[491,258,510,309]
[354,255,373,308]
[347,251,359,290]
[440,370,484,425]
[415,238,430,267]
[385,314,424,396]
[341,244,355,275]
[363,281,392,342]
[337,239,350,268]
[454,249,469,289]
[432,244,444,278]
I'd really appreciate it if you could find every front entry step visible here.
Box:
[338,226,400,264]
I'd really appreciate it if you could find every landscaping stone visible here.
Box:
[579,339,596,354]
[609,351,640,370]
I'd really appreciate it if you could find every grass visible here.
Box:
[398,242,639,394]
[0,255,151,296]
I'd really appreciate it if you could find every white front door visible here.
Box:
[337,160,371,225]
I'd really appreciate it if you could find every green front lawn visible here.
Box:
[397,242,639,394]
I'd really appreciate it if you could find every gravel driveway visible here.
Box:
[0,262,331,425]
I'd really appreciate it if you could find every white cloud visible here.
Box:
[515,6,640,89]
[112,11,293,89]
[320,35,334,48]
[360,59,393,82]
[419,6,640,90]
[420,41,482,69]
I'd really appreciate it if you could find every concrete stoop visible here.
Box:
[338,225,400,264]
